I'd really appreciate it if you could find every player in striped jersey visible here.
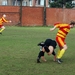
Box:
[50,21,75,63]
[0,14,11,34]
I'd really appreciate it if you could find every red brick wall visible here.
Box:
[46,8,75,25]
[0,6,75,26]
[22,7,44,26]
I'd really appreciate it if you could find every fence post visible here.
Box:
[19,0,22,26]
[43,0,46,26]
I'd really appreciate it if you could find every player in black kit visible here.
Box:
[37,39,57,63]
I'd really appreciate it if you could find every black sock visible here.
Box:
[37,51,44,60]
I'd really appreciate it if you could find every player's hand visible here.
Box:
[53,58,57,62]
[41,56,47,62]
[53,55,57,62]
[50,28,54,31]
[50,26,56,31]
[43,59,47,62]
[9,20,12,23]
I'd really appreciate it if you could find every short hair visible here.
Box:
[70,21,75,25]
[3,14,6,17]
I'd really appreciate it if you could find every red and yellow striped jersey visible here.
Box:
[0,17,8,25]
[55,23,70,38]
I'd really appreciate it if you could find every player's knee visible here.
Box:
[2,26,5,29]
[3,27,5,29]
[63,45,67,50]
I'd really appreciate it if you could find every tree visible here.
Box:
[49,0,74,8]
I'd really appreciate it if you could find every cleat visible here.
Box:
[57,59,62,64]
[37,59,41,63]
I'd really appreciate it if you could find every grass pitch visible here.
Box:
[0,26,75,75]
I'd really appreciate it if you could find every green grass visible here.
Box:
[0,26,75,75]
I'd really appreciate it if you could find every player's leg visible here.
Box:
[37,42,45,63]
[56,37,62,58]
[57,45,67,59]
[56,37,67,63]
[37,51,45,63]
[0,26,5,34]
[56,49,61,58]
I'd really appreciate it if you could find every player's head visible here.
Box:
[3,14,6,18]
[70,21,75,28]
[70,21,75,25]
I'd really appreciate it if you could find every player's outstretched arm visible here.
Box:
[9,20,12,23]
[50,26,56,31]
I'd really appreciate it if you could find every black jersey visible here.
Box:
[38,39,57,49]
[44,39,57,49]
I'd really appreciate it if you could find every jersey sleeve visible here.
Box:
[2,17,8,23]
[54,23,61,28]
